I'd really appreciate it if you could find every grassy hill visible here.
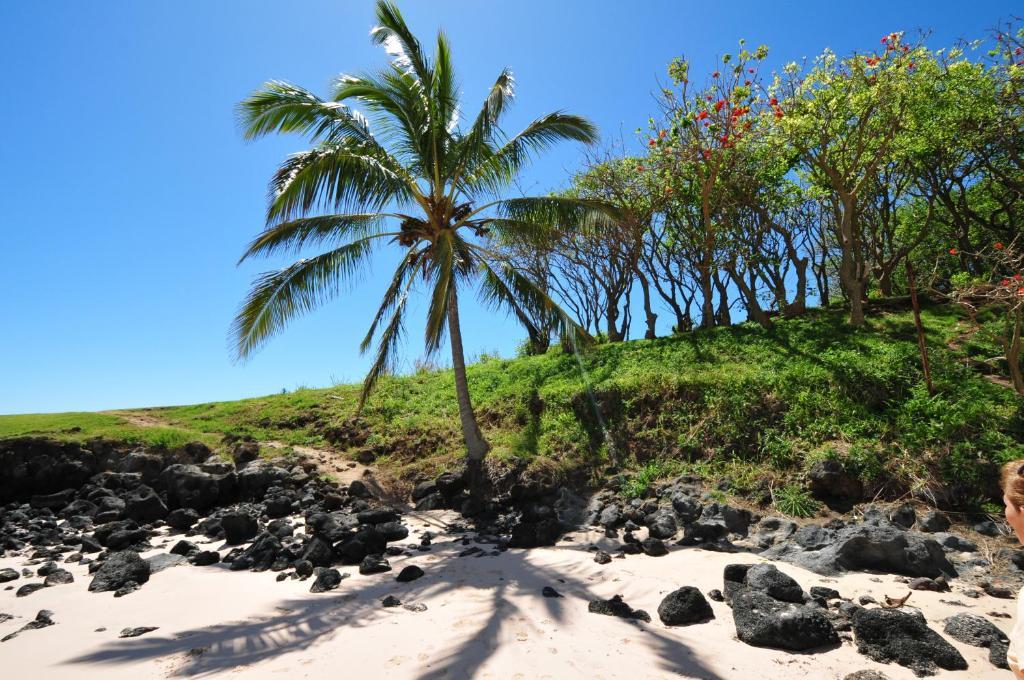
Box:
[3,304,1022,513]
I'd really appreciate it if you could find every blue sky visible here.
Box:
[0,1,1017,414]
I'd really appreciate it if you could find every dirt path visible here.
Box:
[260,439,373,488]
[106,410,375,490]
[110,410,168,429]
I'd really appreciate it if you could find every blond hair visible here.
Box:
[1001,460,1024,508]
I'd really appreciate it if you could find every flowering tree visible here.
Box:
[770,33,927,324]
[654,41,771,328]
[950,240,1024,393]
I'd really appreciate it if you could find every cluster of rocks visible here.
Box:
[581,477,1023,592]
[586,560,1009,677]
[3,436,1022,675]
[0,436,418,600]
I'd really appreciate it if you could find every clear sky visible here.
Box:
[0,1,1017,415]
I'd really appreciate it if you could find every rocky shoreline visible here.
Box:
[2,436,1023,678]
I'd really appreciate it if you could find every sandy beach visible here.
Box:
[0,513,1014,680]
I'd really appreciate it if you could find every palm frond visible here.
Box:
[462,112,598,195]
[238,213,389,264]
[479,218,558,248]
[489,196,622,233]
[267,142,413,222]
[434,30,459,134]
[446,68,514,187]
[360,247,424,354]
[230,235,385,360]
[475,255,590,347]
[334,68,431,177]
[358,286,409,410]
[423,231,455,354]
[370,1,431,85]
[237,80,375,144]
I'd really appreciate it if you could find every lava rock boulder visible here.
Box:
[88,551,151,593]
[851,608,967,676]
[731,588,838,651]
[658,586,714,626]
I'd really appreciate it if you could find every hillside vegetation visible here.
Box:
[2,304,1022,512]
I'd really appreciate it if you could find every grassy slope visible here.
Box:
[2,305,1022,508]
[0,412,220,448]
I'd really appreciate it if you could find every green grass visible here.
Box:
[0,412,219,449]
[2,304,1022,508]
[772,484,822,518]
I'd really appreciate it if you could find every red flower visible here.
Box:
[712,71,720,77]
[1018,286,1024,296]
[636,165,644,171]
[1002,279,1012,286]
[744,79,751,85]
[769,97,778,105]
[1016,47,1023,56]
[748,68,755,73]
[706,95,713,101]
[902,45,909,53]
[715,99,726,111]
[697,110,709,120]
[907,61,914,69]
[702,150,711,159]
[720,135,729,143]
[949,248,958,255]
[649,139,657,146]
[1015,274,1023,281]
[995,242,1005,250]
[881,37,888,44]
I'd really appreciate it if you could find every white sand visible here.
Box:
[0,515,1016,680]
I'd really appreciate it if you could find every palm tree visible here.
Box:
[231,1,610,494]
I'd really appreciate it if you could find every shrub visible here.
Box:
[773,484,821,518]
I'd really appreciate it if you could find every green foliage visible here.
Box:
[773,484,821,518]
[620,459,685,499]
[2,306,1021,507]
[0,412,219,449]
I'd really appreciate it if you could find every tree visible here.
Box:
[950,240,1024,394]
[656,41,770,328]
[562,152,671,339]
[230,1,609,494]
[772,33,923,324]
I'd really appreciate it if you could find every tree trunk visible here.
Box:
[785,258,809,318]
[727,263,771,329]
[606,300,624,342]
[447,290,489,497]
[714,274,731,326]
[877,269,894,297]
[1006,310,1024,395]
[636,270,657,339]
[837,195,866,326]
[698,266,715,329]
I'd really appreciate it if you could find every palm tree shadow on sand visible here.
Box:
[63,520,725,679]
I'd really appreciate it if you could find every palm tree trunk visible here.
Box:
[447,288,489,496]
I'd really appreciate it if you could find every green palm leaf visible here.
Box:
[231,235,386,360]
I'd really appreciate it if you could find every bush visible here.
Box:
[773,484,821,518]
